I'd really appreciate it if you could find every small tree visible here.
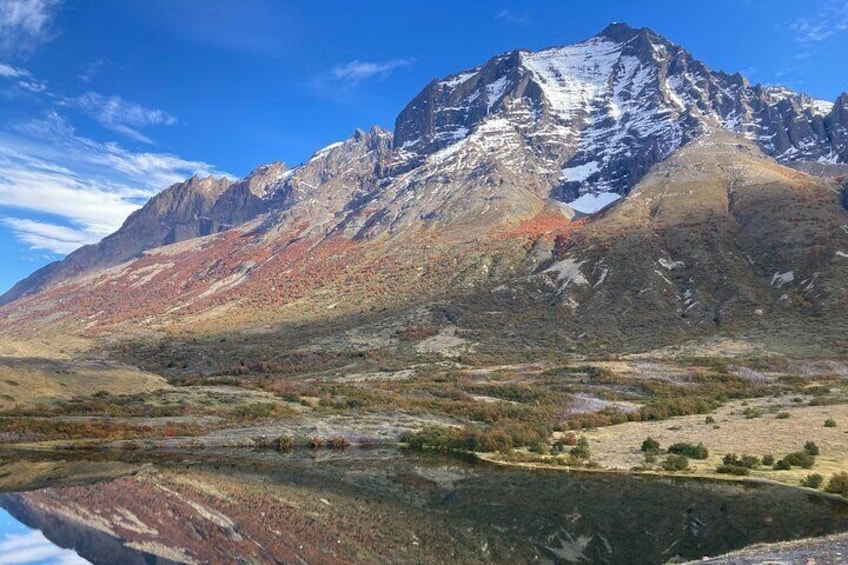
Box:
[762,454,775,466]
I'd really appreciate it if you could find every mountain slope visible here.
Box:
[4,24,847,309]
[0,23,846,356]
[0,173,272,305]
[447,131,848,354]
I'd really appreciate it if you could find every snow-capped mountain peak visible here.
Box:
[392,22,846,202]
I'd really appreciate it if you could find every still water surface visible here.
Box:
[0,449,846,564]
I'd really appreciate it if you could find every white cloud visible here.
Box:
[0,112,232,254]
[71,92,177,144]
[328,58,414,85]
[1,217,91,253]
[0,0,61,56]
[791,1,848,43]
[0,62,28,78]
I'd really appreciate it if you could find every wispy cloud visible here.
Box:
[1,65,173,143]
[0,62,27,78]
[78,58,104,83]
[1,217,91,253]
[327,58,414,86]
[494,8,529,26]
[0,62,48,92]
[791,0,848,43]
[0,111,231,254]
[0,0,61,56]
[70,92,177,144]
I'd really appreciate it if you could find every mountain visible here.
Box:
[1,23,846,355]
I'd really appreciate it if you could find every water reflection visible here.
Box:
[0,449,845,564]
[0,508,88,565]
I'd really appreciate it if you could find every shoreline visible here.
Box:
[3,437,845,505]
[474,451,848,502]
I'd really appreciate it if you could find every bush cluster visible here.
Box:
[716,453,759,475]
[667,442,709,459]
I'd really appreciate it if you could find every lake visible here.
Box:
[0,448,846,564]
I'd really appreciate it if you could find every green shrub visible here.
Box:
[641,437,660,453]
[783,451,816,469]
[776,412,790,419]
[825,418,837,428]
[773,459,791,471]
[722,453,739,465]
[762,454,775,466]
[825,472,848,496]
[720,453,760,474]
[716,464,750,475]
[705,416,716,424]
[667,442,709,459]
[801,473,824,489]
[723,453,760,468]
[804,441,820,456]
[662,454,690,472]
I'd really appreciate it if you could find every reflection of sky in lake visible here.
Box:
[0,509,88,565]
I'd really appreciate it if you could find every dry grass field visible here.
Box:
[568,396,848,486]
[0,358,169,408]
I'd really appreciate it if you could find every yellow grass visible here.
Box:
[575,396,848,485]
[0,358,169,409]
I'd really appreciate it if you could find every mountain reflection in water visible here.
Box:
[0,449,846,564]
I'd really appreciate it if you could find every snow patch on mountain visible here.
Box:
[520,38,623,123]
[485,75,510,112]
[568,192,621,214]
[312,142,345,158]
[561,162,600,182]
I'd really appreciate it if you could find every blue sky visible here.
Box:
[0,0,846,293]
